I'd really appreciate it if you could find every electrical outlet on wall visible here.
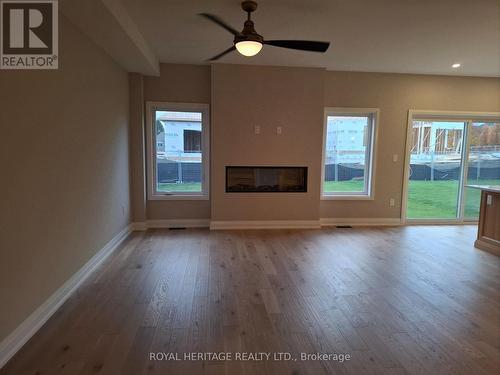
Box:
[254,125,261,134]
[389,198,395,207]
[276,126,282,135]
[392,154,398,162]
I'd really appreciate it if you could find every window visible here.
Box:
[183,129,201,153]
[146,102,209,199]
[322,108,378,199]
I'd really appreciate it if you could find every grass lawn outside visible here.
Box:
[324,180,365,192]
[324,179,500,219]
[158,182,202,192]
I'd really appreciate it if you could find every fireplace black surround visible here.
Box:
[226,166,307,193]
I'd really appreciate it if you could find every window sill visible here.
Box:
[321,194,374,201]
[149,194,209,201]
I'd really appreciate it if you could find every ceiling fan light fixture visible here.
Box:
[235,40,262,56]
[200,1,330,61]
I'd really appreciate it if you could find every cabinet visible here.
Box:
[474,188,500,257]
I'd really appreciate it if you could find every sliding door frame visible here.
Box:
[402,110,500,224]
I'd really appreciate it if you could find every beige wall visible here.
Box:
[211,64,324,221]
[322,71,500,218]
[0,17,130,341]
[135,64,499,222]
[141,64,211,220]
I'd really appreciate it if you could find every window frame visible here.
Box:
[321,107,379,200]
[146,101,210,200]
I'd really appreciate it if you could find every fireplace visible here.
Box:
[226,166,307,193]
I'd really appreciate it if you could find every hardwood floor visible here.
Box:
[2,226,499,375]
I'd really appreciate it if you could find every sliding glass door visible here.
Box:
[407,121,466,219]
[405,117,500,222]
[463,122,500,219]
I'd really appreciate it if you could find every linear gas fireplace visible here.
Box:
[226,166,308,193]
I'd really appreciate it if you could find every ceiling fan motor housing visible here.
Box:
[234,20,263,44]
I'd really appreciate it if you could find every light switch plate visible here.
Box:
[254,125,260,135]
[276,126,282,135]
[487,194,493,205]
[392,154,398,162]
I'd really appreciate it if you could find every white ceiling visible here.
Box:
[121,0,500,77]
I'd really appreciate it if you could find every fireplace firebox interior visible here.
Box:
[226,166,308,192]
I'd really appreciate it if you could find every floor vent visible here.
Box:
[335,225,353,228]
[169,227,186,230]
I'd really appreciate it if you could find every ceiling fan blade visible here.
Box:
[264,40,330,52]
[207,45,236,61]
[198,13,241,36]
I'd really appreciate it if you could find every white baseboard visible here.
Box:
[148,219,210,228]
[209,220,321,230]
[131,221,148,231]
[405,221,478,226]
[0,224,133,369]
[320,217,402,227]
[134,219,210,229]
[133,218,402,230]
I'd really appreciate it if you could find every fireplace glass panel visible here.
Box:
[226,166,307,192]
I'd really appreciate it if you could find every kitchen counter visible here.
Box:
[466,184,500,194]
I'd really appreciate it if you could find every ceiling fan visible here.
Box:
[199,1,330,61]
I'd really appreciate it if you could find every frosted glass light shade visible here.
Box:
[235,41,262,56]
